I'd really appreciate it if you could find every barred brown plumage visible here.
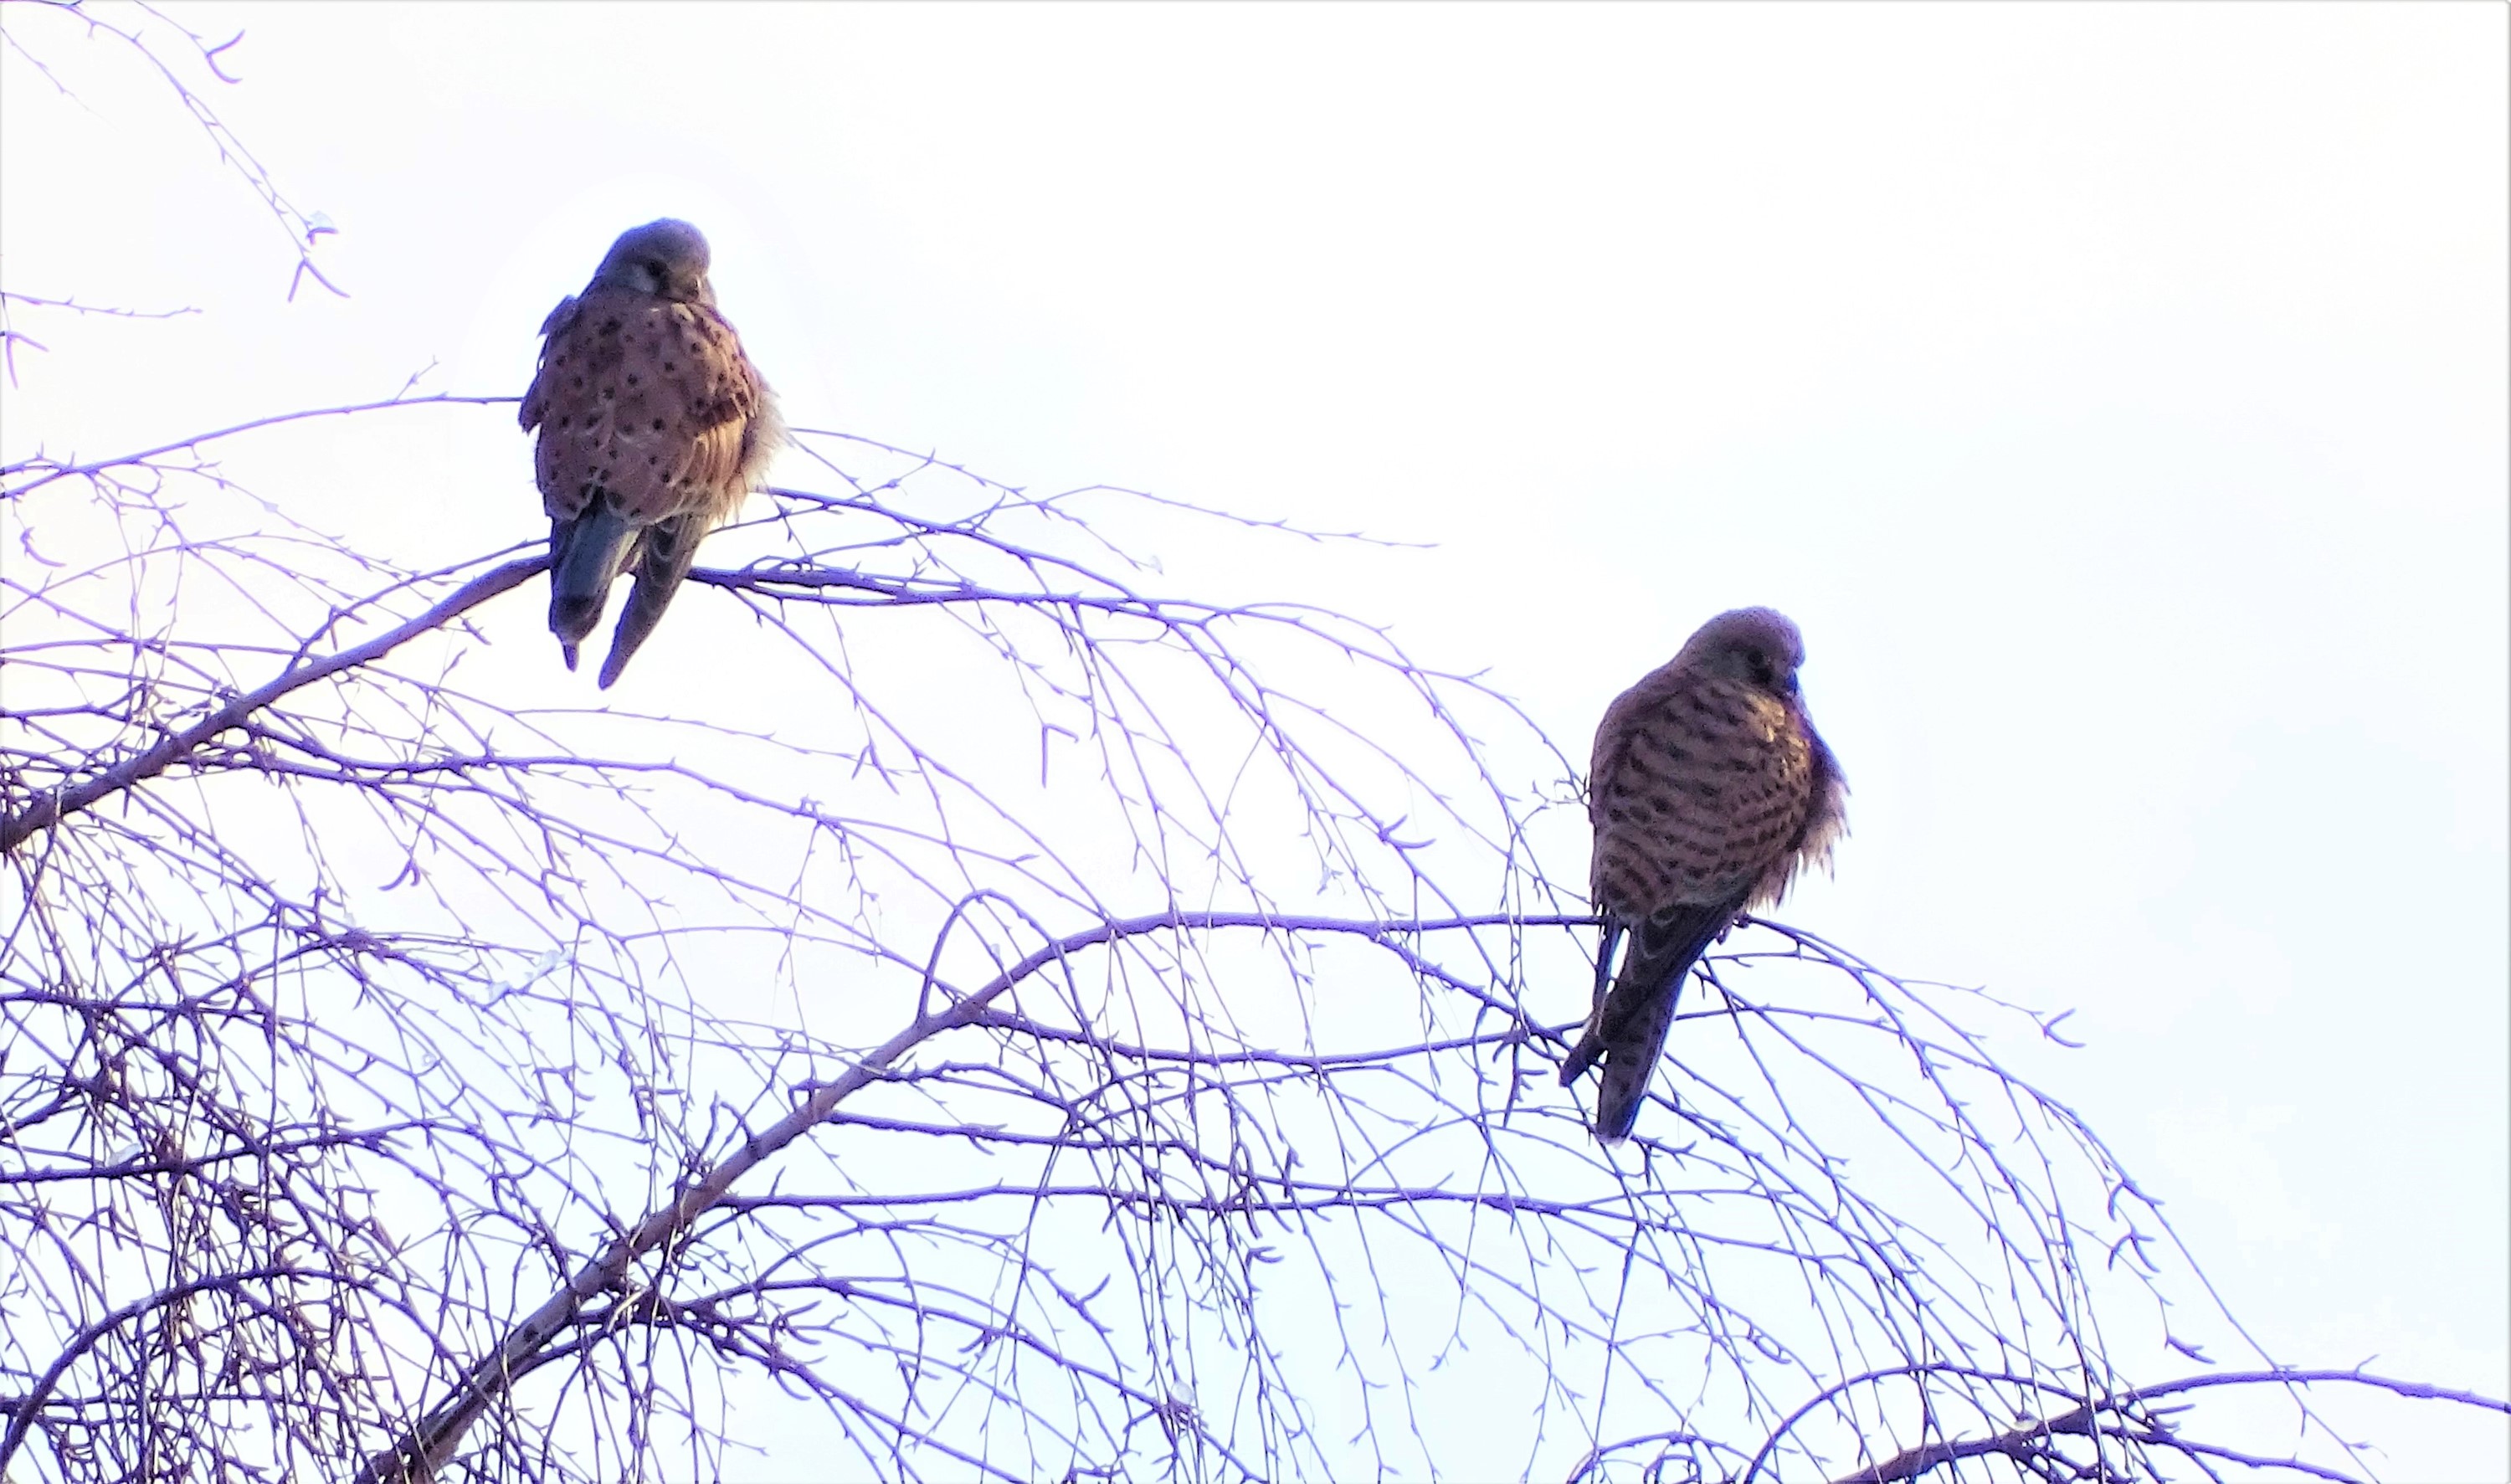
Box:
[1562,607,1846,1141]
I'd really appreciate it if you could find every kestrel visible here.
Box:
[1560,607,1847,1142]
[521,218,782,688]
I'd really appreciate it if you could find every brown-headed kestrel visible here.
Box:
[522,218,782,688]
[1561,607,1847,1142]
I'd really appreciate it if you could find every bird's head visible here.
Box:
[588,218,716,305]
[1677,606,1806,696]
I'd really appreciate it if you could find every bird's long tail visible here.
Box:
[1560,901,1737,1141]
[548,504,640,671]
[597,511,706,690]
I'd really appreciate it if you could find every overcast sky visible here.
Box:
[5,3,2504,1476]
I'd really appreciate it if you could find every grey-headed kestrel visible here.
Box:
[522,218,783,688]
[1560,607,1847,1142]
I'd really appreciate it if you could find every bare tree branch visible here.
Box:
[6,22,2500,1480]
[2,554,542,853]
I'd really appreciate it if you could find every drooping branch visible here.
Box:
[1825,1368,2511,1484]
[11,397,2499,1482]
[0,1266,362,1468]
[352,908,1586,1484]
[0,1,343,300]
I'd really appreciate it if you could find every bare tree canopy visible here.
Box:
[3,6,2503,1482]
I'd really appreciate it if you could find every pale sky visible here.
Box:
[5,3,2504,1477]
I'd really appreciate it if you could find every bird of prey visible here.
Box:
[1560,607,1847,1142]
[521,218,782,688]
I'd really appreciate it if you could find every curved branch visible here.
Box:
[1809,1367,2511,1484]
[352,908,1583,1484]
[0,1266,357,1471]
